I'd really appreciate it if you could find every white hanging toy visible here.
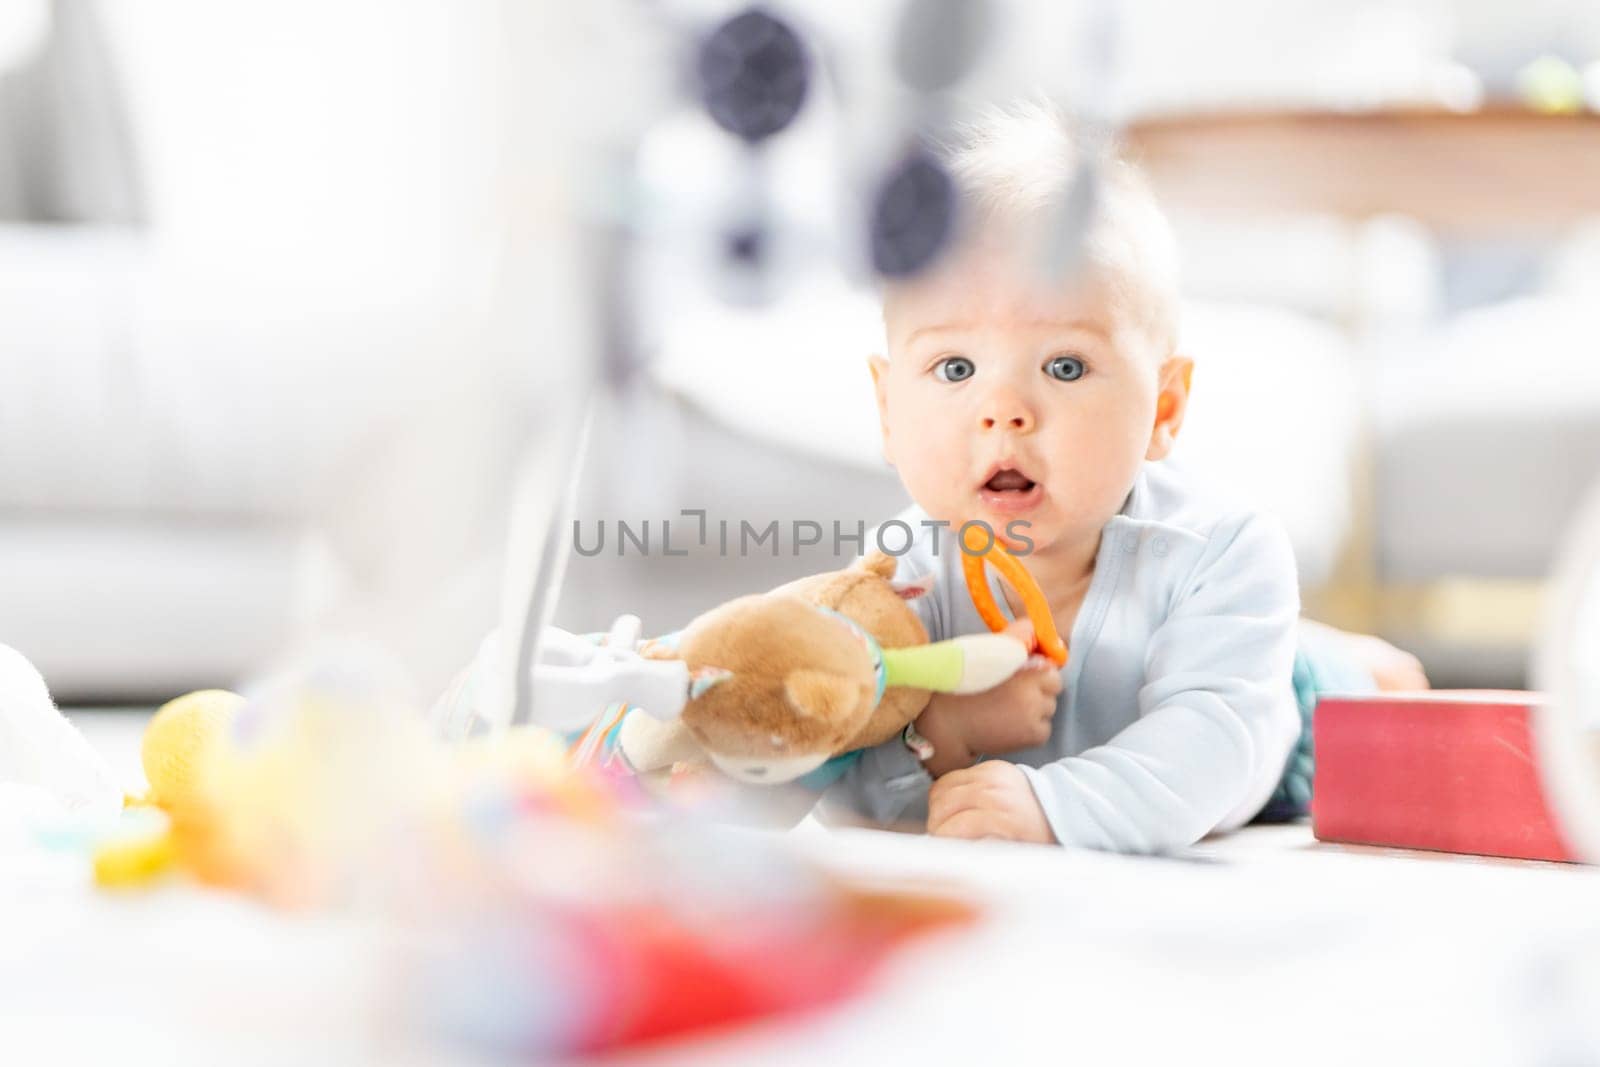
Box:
[432,614,693,741]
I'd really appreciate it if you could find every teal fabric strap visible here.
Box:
[796,750,863,791]
[814,607,888,708]
[791,609,887,793]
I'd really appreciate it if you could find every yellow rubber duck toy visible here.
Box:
[94,689,243,888]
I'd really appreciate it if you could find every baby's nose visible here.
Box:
[979,391,1035,433]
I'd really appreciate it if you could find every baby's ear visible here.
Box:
[867,354,893,464]
[1147,356,1194,462]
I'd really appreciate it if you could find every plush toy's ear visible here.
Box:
[889,570,937,601]
[688,667,733,700]
[854,550,898,579]
[783,669,862,721]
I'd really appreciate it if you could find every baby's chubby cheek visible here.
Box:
[884,423,978,522]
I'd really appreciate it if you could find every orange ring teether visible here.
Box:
[959,523,1068,667]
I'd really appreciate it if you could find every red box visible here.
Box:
[1311,691,1577,862]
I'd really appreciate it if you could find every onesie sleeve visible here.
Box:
[1018,511,1302,853]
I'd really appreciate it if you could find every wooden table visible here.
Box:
[1124,106,1600,236]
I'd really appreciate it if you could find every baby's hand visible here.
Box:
[927,760,1055,844]
[915,654,1060,777]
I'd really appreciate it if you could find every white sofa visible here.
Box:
[0,1,516,699]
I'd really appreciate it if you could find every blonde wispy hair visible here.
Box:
[928,99,1181,353]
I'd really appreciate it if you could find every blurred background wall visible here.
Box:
[2,0,1599,701]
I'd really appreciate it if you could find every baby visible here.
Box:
[822,102,1423,852]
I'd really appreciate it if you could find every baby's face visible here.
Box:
[874,243,1176,556]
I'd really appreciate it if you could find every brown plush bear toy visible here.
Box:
[618,551,1028,788]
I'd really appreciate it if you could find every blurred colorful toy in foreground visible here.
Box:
[395,788,975,1055]
[108,643,975,1057]
[120,650,605,904]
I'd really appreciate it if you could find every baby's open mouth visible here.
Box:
[983,469,1036,493]
[977,465,1044,514]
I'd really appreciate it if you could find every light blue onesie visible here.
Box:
[821,461,1308,854]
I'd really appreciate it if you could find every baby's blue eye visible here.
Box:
[934,357,975,383]
[1044,354,1086,382]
